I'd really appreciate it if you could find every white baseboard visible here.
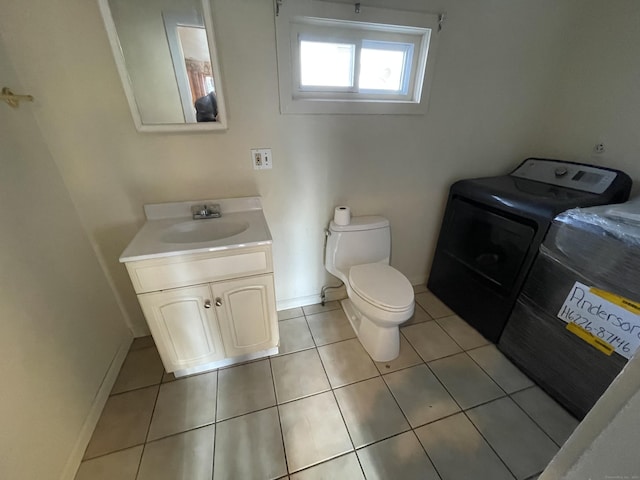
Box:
[276,286,347,311]
[60,335,133,480]
[277,294,322,311]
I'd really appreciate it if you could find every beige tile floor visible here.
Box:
[75,288,579,480]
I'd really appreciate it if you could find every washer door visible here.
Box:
[443,198,536,292]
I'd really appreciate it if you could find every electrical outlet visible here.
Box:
[251,148,273,170]
[251,149,263,169]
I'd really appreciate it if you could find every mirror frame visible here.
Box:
[98,0,228,132]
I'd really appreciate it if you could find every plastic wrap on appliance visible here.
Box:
[541,201,640,301]
[499,296,627,419]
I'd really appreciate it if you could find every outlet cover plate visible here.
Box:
[251,148,272,170]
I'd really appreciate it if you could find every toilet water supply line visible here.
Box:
[321,283,343,306]
[321,227,343,306]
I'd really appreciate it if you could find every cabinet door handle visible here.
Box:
[215,298,222,307]
[204,300,212,309]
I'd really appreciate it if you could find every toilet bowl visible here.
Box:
[325,215,415,361]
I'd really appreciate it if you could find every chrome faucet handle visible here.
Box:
[191,203,222,219]
[191,204,205,215]
[191,204,208,219]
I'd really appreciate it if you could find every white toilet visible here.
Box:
[325,215,415,362]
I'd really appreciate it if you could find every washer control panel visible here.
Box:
[511,159,618,194]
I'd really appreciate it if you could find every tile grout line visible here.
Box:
[458,350,509,397]
[408,428,446,480]
[134,444,146,480]
[418,351,520,479]
[211,370,219,479]
[507,384,538,396]
[135,382,162,480]
[303,309,369,477]
[143,383,161,444]
[268,356,292,478]
[105,373,220,448]
[457,342,561,475]
[312,342,366,479]
[137,422,218,447]
[268,363,511,427]
[461,343,572,449]
[463,343,537,397]
[374,363,446,480]
[415,350,520,480]
[434,343,526,479]
[313,302,440,477]
[459,407,520,480]
[83,415,244,467]
[82,444,145,463]
[507,389,568,449]
[216,401,287,424]
[108,377,164,398]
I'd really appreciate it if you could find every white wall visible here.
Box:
[531,0,640,191]
[0,42,130,480]
[0,0,588,335]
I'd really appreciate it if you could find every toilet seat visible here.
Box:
[349,263,413,312]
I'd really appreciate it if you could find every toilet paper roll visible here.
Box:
[334,206,351,226]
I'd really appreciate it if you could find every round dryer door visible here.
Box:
[349,263,414,311]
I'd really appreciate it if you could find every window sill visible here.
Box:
[281,97,429,115]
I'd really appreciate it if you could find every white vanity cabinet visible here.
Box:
[125,245,279,375]
[212,275,277,357]
[138,285,226,371]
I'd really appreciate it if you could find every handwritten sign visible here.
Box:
[557,282,640,359]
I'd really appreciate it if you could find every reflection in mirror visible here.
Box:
[98,0,227,132]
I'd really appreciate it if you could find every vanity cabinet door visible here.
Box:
[138,285,226,372]
[212,275,278,357]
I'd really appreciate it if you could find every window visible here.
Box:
[275,1,441,114]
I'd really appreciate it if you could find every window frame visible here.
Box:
[275,0,440,115]
[359,39,415,96]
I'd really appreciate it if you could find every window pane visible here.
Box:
[359,47,407,92]
[300,41,355,87]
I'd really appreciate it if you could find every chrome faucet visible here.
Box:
[191,203,221,219]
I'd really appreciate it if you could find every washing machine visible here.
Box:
[427,158,632,343]
[499,200,640,418]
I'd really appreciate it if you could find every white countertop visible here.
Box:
[119,197,272,263]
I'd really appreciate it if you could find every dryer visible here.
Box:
[427,158,632,342]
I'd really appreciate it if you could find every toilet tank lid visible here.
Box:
[329,215,389,232]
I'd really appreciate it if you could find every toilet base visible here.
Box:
[341,299,400,362]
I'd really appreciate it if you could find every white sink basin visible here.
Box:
[160,220,250,244]
[119,197,273,263]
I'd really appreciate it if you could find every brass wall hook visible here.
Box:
[1,87,34,108]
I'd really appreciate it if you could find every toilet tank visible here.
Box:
[325,216,391,277]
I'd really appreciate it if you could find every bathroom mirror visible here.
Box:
[98,0,227,132]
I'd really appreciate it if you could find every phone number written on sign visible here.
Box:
[557,282,640,359]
